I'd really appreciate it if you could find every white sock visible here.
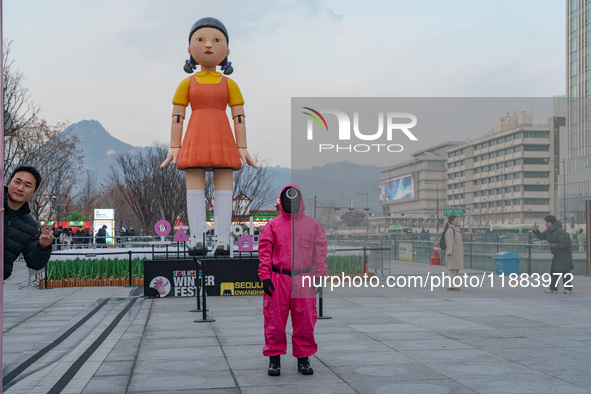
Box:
[214,190,233,245]
[187,189,206,245]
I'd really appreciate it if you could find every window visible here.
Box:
[474,179,480,185]
[514,132,522,139]
[523,144,549,152]
[505,135,513,142]
[514,159,522,165]
[524,171,549,178]
[523,184,549,191]
[475,191,480,197]
[514,146,522,152]
[524,158,547,165]
[505,173,513,180]
[523,130,550,138]
[514,185,521,192]
[523,198,550,205]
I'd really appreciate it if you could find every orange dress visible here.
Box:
[176,76,242,171]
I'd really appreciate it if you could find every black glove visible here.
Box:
[263,279,275,296]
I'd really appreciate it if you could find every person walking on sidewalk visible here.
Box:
[258,185,328,377]
[444,215,464,291]
[532,215,574,294]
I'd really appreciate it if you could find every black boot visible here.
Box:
[214,243,230,256]
[268,355,281,376]
[188,242,207,256]
[297,357,314,375]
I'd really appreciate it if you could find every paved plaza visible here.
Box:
[2,260,591,393]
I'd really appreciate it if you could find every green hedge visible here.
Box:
[325,255,364,275]
[46,258,145,280]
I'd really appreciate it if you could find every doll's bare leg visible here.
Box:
[213,169,233,253]
[186,169,207,251]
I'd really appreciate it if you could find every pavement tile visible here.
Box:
[3,260,591,393]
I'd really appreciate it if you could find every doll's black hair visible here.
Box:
[183,17,234,75]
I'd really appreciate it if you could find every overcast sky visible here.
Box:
[3,0,565,168]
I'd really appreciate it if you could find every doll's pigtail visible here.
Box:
[184,57,197,74]
[219,57,233,75]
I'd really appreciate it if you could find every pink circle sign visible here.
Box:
[154,220,171,236]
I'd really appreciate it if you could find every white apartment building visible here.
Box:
[446,112,564,228]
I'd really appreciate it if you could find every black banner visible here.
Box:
[144,258,262,297]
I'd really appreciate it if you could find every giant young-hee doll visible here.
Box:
[161,17,256,254]
[258,185,328,376]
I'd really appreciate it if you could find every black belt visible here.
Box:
[272,267,312,276]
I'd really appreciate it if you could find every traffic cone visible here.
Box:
[429,240,441,265]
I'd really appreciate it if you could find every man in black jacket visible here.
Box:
[532,215,574,294]
[3,166,53,280]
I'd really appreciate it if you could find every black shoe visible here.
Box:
[268,355,281,376]
[214,244,230,256]
[188,242,207,256]
[297,357,314,375]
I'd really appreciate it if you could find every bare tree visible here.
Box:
[202,154,275,220]
[3,40,39,135]
[95,183,141,231]
[109,144,186,233]
[76,170,101,221]
[341,210,366,230]
[3,118,82,221]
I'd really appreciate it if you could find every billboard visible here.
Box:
[378,174,415,205]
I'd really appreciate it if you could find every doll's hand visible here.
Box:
[160,148,180,167]
[238,148,257,168]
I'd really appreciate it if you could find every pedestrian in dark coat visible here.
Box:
[3,166,53,279]
[532,215,574,294]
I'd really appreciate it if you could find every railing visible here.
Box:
[328,233,589,275]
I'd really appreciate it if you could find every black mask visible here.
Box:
[280,187,301,214]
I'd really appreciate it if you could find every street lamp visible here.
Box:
[562,159,566,226]
[357,192,370,233]
[422,181,440,233]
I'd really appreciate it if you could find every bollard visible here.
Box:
[128,250,133,286]
[194,259,215,323]
[317,286,332,320]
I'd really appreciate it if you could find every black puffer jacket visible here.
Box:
[4,187,52,279]
[532,220,574,273]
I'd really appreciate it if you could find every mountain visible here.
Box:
[66,120,383,212]
[63,120,148,183]
[293,162,383,213]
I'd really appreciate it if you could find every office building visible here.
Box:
[446,112,563,228]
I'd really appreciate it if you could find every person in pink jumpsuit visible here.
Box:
[258,185,328,376]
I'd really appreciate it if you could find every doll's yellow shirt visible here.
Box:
[172,71,244,107]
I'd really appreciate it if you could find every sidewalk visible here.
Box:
[2,260,591,393]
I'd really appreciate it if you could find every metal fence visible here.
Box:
[328,233,590,275]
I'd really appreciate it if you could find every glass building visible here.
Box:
[566,0,591,228]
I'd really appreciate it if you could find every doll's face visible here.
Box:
[188,27,230,68]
